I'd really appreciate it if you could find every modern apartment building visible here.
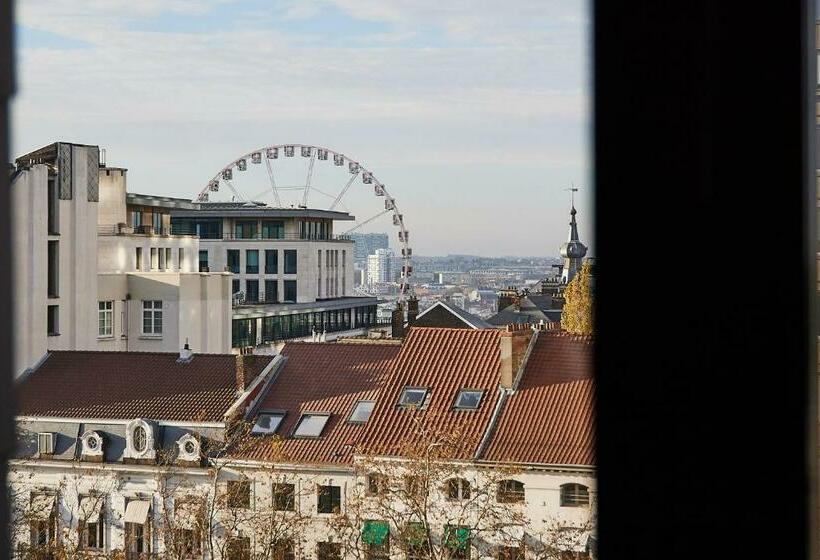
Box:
[367,248,394,285]
[348,231,389,264]
[11,142,233,377]
[170,204,380,348]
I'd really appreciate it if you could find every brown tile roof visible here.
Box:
[240,342,401,465]
[16,351,273,423]
[360,327,505,460]
[480,332,595,466]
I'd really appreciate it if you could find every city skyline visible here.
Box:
[11,0,591,257]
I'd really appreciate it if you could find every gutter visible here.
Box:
[223,354,285,423]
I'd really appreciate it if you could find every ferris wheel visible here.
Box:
[195,144,413,301]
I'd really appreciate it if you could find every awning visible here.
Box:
[362,520,389,545]
[444,525,470,550]
[29,494,55,520]
[79,496,103,523]
[404,522,426,546]
[123,500,151,524]
[174,500,203,530]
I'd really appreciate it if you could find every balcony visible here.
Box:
[97,224,182,237]
[170,228,352,242]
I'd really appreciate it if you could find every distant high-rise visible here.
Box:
[367,248,394,284]
[349,232,389,264]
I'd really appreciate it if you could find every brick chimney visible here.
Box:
[499,324,534,389]
[392,302,405,338]
[407,295,419,326]
[235,353,249,393]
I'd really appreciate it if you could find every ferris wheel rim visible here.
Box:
[196,143,414,302]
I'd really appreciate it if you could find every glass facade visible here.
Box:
[259,305,376,343]
[170,218,222,238]
[246,250,259,274]
[284,250,297,274]
[235,220,257,239]
[232,318,257,348]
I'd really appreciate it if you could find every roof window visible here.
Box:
[349,400,375,423]
[292,413,331,438]
[252,412,285,435]
[398,387,428,408]
[454,389,484,410]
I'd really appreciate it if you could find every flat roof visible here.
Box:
[233,296,380,319]
[127,192,199,210]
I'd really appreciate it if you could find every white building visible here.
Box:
[9,327,596,560]
[11,142,234,377]
[367,248,394,285]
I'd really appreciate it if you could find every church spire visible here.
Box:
[559,187,587,285]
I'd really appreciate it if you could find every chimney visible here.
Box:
[392,302,405,338]
[407,295,419,326]
[177,339,193,363]
[235,353,250,393]
[499,325,534,389]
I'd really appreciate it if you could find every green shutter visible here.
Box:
[362,520,390,545]
[444,525,470,550]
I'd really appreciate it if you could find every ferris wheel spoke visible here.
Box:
[342,209,392,235]
[264,158,282,207]
[329,171,359,211]
[222,178,246,203]
[301,152,317,207]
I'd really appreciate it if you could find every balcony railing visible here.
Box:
[97,224,180,237]
[170,227,352,242]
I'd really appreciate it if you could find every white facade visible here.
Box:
[367,249,394,285]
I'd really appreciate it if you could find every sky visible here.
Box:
[11,0,592,257]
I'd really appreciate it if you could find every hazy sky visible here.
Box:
[11,0,592,257]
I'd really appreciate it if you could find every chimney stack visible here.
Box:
[392,302,405,338]
[235,353,249,393]
[407,295,419,326]
[177,339,193,363]
[499,325,534,389]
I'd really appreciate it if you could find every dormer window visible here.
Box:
[398,388,428,408]
[176,434,200,462]
[37,432,54,455]
[80,431,104,458]
[126,419,156,460]
[133,427,147,452]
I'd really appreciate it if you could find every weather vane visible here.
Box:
[564,182,579,208]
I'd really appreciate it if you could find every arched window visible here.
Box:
[560,483,590,507]
[445,478,471,501]
[133,426,147,453]
[497,479,525,503]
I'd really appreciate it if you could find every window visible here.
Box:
[227,249,240,273]
[446,478,471,501]
[47,240,59,297]
[272,540,295,560]
[284,280,297,303]
[178,248,185,271]
[316,542,341,560]
[150,247,158,269]
[47,175,59,235]
[47,305,59,336]
[131,210,142,228]
[80,496,106,551]
[272,483,295,511]
[246,250,259,274]
[293,413,330,438]
[349,400,376,423]
[366,473,388,496]
[317,485,341,514]
[454,389,483,410]
[265,249,278,274]
[152,212,162,234]
[235,220,258,239]
[158,246,166,270]
[133,426,147,452]
[29,494,57,550]
[226,537,250,560]
[497,480,525,504]
[142,300,163,335]
[404,523,429,560]
[166,248,173,270]
[246,280,259,303]
[265,280,278,303]
[136,247,143,271]
[252,412,284,435]
[232,279,240,295]
[496,546,524,560]
[37,432,54,455]
[443,526,470,560]
[405,476,424,499]
[173,528,201,559]
[226,480,251,509]
[98,301,114,337]
[559,483,590,507]
[398,387,428,408]
[198,250,208,272]
[284,250,297,274]
[123,500,151,559]
[362,520,390,560]
[262,220,284,239]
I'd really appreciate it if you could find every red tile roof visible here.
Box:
[240,342,401,465]
[360,327,505,460]
[16,351,273,423]
[480,332,595,466]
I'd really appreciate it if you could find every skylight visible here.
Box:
[349,400,376,423]
[454,389,484,410]
[399,387,428,407]
[252,413,285,435]
[292,413,331,438]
